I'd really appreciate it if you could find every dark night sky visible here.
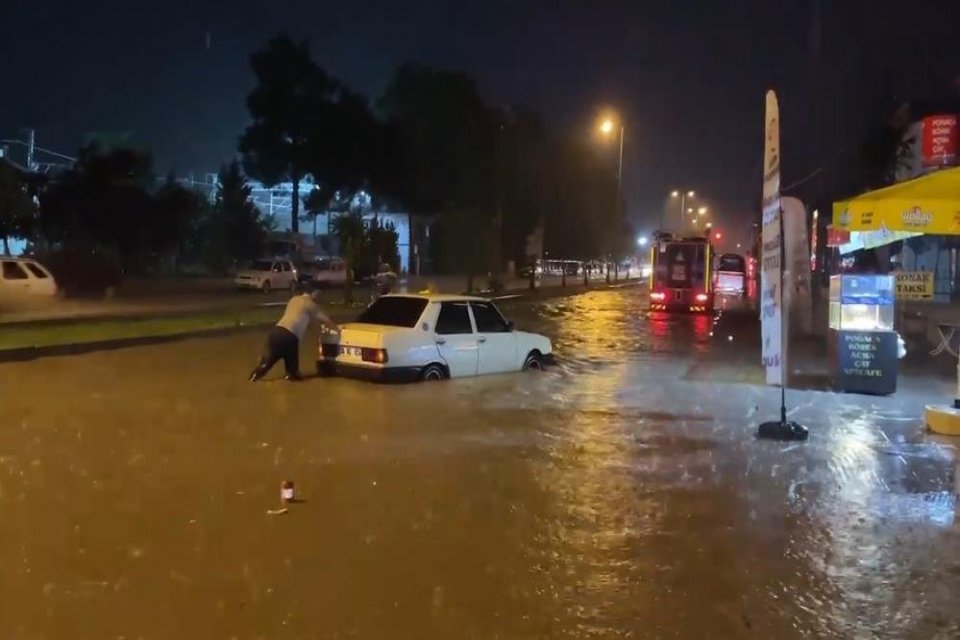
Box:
[3,0,958,243]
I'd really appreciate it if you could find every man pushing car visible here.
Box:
[249,284,339,382]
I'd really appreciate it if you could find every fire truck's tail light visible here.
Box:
[650,291,666,302]
[695,293,709,302]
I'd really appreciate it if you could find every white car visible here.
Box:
[310,258,349,287]
[0,257,58,297]
[234,259,298,293]
[317,294,554,382]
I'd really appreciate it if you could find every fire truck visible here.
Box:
[648,233,715,313]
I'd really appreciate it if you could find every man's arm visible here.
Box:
[311,304,337,330]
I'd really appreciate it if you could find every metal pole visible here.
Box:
[616,126,624,200]
[25,129,35,171]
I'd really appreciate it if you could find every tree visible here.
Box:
[379,64,498,281]
[379,64,492,213]
[240,35,375,235]
[201,161,270,272]
[331,210,365,302]
[153,174,207,271]
[0,160,36,255]
[542,135,618,266]
[39,146,155,272]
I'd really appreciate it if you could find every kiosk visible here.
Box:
[828,274,898,395]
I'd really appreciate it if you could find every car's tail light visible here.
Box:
[361,348,389,364]
[695,293,709,302]
[650,291,666,301]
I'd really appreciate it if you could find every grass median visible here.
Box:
[0,307,286,351]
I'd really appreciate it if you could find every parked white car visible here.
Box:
[0,257,58,297]
[317,294,554,382]
[234,259,298,293]
[310,257,349,288]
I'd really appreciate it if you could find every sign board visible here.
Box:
[836,204,960,235]
[782,197,812,335]
[922,114,959,169]
[826,224,850,247]
[837,229,922,255]
[895,271,934,300]
[895,121,923,182]
[760,90,784,386]
[836,330,898,395]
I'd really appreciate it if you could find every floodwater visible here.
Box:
[2,287,960,639]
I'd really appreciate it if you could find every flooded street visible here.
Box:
[2,287,960,638]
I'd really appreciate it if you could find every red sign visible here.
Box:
[922,114,959,168]
[826,225,850,247]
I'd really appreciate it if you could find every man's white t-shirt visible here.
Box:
[276,294,328,340]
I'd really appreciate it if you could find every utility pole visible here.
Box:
[25,128,35,171]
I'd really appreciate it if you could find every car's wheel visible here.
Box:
[522,351,545,372]
[421,363,447,382]
[262,280,271,294]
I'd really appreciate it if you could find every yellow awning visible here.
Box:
[832,166,960,234]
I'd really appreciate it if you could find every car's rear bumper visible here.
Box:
[316,360,423,383]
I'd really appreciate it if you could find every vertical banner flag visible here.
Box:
[782,196,813,336]
[760,90,784,386]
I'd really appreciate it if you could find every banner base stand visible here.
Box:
[757,419,808,441]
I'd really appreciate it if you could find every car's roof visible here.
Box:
[380,293,489,303]
[2,256,41,263]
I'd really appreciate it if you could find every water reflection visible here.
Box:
[4,286,960,638]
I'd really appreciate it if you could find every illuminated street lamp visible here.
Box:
[598,116,624,199]
[597,114,625,283]
[697,206,708,216]
[668,189,696,230]
[636,235,648,247]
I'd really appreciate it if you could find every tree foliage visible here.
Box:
[200,161,270,271]
[153,173,208,269]
[240,35,380,235]
[39,146,155,271]
[0,160,36,255]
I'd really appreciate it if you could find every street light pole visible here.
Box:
[613,125,624,283]
[616,125,624,201]
[668,189,695,232]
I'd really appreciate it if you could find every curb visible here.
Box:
[0,323,273,364]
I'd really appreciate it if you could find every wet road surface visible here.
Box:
[2,287,959,638]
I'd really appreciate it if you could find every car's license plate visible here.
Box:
[340,346,362,357]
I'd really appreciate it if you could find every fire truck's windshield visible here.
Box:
[655,243,706,288]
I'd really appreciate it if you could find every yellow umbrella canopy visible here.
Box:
[833,166,960,234]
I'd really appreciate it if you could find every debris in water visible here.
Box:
[267,508,289,516]
[281,480,295,503]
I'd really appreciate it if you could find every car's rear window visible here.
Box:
[356,297,428,327]
[717,255,745,273]
[249,260,273,271]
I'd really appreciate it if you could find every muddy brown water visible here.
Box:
[1,288,959,638]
